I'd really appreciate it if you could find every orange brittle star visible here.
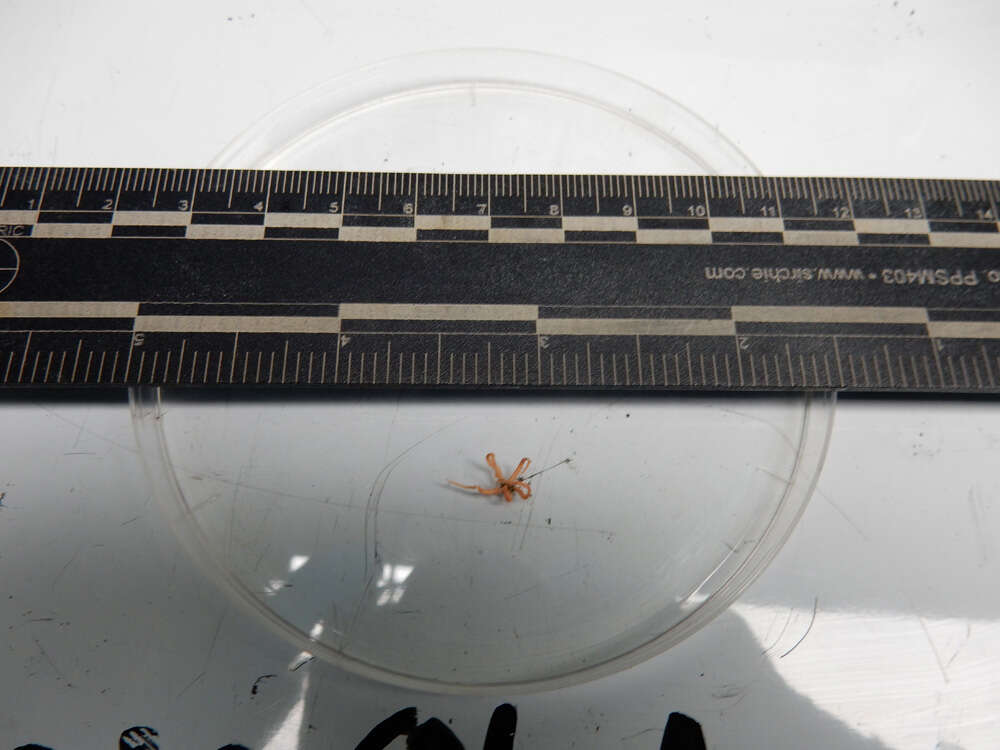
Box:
[448,452,532,502]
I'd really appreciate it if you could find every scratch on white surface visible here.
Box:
[517,428,561,552]
[780,597,819,658]
[364,418,465,578]
[815,487,870,541]
[754,465,792,486]
[36,405,137,455]
[620,727,662,744]
[296,0,333,35]
[917,615,950,684]
[967,487,991,566]
[204,608,227,667]
[945,622,973,670]
[716,406,798,451]
[50,545,81,590]
[32,636,63,678]
[761,606,795,656]
[175,670,205,699]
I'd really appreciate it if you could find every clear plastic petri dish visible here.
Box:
[131,49,834,694]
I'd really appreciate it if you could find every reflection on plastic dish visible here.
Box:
[131,49,834,694]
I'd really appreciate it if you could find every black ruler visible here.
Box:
[2,167,999,393]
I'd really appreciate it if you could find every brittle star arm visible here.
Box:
[448,479,503,496]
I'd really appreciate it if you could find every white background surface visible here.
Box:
[1,1,999,748]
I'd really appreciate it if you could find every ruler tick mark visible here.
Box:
[70,340,82,383]
[635,335,643,386]
[17,331,32,383]
[176,339,186,383]
[229,333,239,384]
[932,341,945,387]
[110,351,119,383]
[137,351,146,383]
[981,345,995,387]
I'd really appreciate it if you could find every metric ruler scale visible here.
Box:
[1,167,999,393]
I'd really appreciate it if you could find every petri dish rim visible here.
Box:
[130,48,835,694]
